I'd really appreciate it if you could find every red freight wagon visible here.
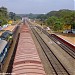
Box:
[12,24,46,75]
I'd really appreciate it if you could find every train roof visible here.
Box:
[0,30,12,38]
[12,25,46,75]
[0,30,5,36]
[0,40,7,54]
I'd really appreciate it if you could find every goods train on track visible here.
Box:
[12,23,46,75]
[0,31,13,71]
[0,25,18,71]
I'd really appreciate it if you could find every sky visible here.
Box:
[0,0,74,14]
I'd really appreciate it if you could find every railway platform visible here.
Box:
[56,33,75,46]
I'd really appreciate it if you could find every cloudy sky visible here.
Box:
[0,0,74,14]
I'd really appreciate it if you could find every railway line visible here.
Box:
[36,26,75,59]
[0,19,74,74]
[30,25,70,75]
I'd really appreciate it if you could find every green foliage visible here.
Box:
[15,16,21,20]
[9,12,16,20]
[46,16,57,26]
[37,14,47,20]
[37,9,75,31]
[0,7,18,26]
[46,16,64,31]
[54,20,63,31]
[0,6,8,26]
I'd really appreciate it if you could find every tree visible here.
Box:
[54,19,63,31]
[46,16,57,27]
[60,11,74,29]
[0,6,8,25]
[37,9,75,31]
[46,16,64,31]
[9,12,16,20]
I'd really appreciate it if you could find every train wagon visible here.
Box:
[0,30,13,47]
[0,40,8,63]
[12,24,46,75]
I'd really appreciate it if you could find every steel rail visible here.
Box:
[30,26,70,75]
[36,26,75,59]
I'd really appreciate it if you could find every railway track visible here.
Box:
[36,26,75,59]
[30,25,70,75]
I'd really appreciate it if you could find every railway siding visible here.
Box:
[34,26,74,75]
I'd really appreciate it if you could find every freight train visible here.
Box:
[0,24,19,65]
[0,25,18,71]
[12,24,46,75]
[0,40,8,63]
[0,30,13,71]
[0,32,12,71]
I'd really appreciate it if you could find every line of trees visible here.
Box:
[0,6,21,26]
[0,7,8,25]
[37,9,75,31]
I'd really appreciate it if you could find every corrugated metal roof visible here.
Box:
[0,40,7,54]
[13,63,45,75]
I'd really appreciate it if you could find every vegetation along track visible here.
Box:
[36,26,75,59]
[30,25,70,75]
